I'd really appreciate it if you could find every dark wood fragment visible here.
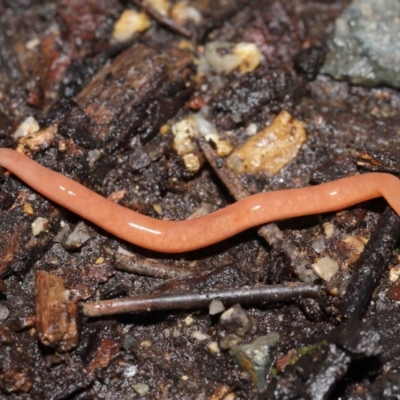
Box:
[211,68,293,130]
[36,270,79,352]
[198,137,317,282]
[53,263,115,300]
[387,280,400,301]
[339,208,400,319]
[62,43,194,148]
[82,283,320,317]
[355,148,400,174]
[193,0,251,39]
[263,344,350,400]
[0,344,34,395]
[27,0,121,110]
[80,321,121,375]
[326,319,381,357]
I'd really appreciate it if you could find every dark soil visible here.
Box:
[1,1,400,399]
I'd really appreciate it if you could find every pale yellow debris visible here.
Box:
[112,10,150,43]
[227,111,307,175]
[147,0,170,15]
[233,42,263,73]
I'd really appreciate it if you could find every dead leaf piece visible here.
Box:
[35,271,79,352]
[227,111,307,175]
[86,338,121,374]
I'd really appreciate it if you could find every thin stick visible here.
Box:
[82,283,320,317]
[131,0,192,38]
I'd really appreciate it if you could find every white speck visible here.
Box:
[330,191,338,196]
[123,364,138,378]
[191,331,210,341]
[251,205,261,211]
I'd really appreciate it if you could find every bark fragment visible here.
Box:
[35,270,79,352]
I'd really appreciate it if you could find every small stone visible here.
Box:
[311,256,339,282]
[25,37,40,50]
[123,364,138,378]
[321,0,400,88]
[64,222,95,250]
[219,334,242,350]
[207,341,221,354]
[172,328,181,338]
[191,331,210,341]
[209,299,225,315]
[182,153,201,172]
[112,10,150,42]
[23,203,34,216]
[133,383,149,397]
[229,333,280,392]
[13,116,39,140]
[87,149,102,165]
[122,334,137,351]
[311,237,326,254]
[219,304,255,336]
[0,304,9,321]
[31,217,49,237]
[323,222,335,239]
[184,316,194,326]
[162,329,171,338]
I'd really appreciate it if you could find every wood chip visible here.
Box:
[36,271,79,352]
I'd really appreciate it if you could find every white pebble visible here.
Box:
[133,383,149,397]
[0,304,9,321]
[209,299,225,315]
[311,256,339,282]
[184,316,194,326]
[31,217,49,237]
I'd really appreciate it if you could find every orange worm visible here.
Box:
[1,148,399,253]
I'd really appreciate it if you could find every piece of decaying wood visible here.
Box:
[36,270,79,352]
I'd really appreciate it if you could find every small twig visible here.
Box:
[115,252,192,279]
[131,0,192,38]
[355,149,400,174]
[197,137,316,282]
[339,207,400,319]
[82,283,320,317]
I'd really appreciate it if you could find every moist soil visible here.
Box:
[1,1,400,399]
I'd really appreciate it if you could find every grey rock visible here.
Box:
[321,0,400,88]
[230,333,280,392]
